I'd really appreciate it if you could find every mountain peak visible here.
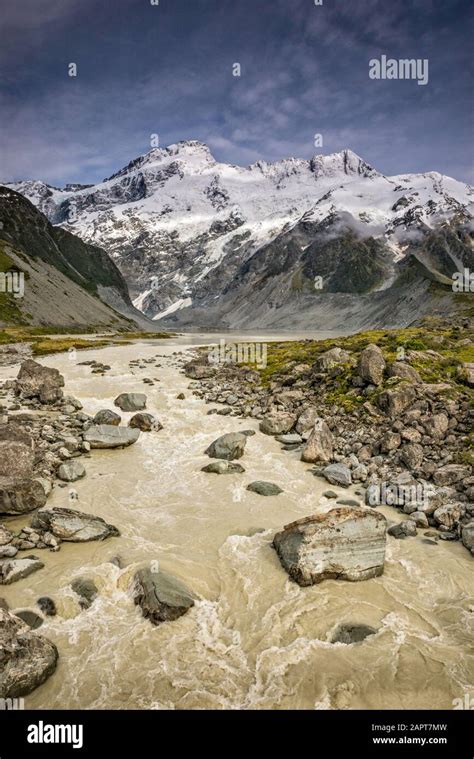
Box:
[310,149,378,179]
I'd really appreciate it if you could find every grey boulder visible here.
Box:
[323,463,352,488]
[14,359,64,404]
[247,481,283,496]
[273,507,387,586]
[0,556,44,585]
[133,566,195,626]
[205,432,247,461]
[0,608,58,698]
[31,507,120,542]
[84,424,140,449]
[114,393,147,412]
[57,461,86,483]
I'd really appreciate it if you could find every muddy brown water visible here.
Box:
[0,337,472,710]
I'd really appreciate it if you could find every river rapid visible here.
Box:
[0,335,472,710]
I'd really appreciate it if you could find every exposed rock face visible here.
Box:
[377,385,417,415]
[114,393,147,412]
[259,412,296,436]
[205,432,247,460]
[133,567,195,625]
[83,424,140,448]
[93,409,121,426]
[387,362,421,383]
[57,461,86,482]
[201,461,245,474]
[0,556,44,585]
[0,608,58,697]
[246,481,283,496]
[312,348,350,373]
[30,508,120,542]
[0,478,47,515]
[323,463,352,488]
[433,464,470,486]
[0,441,34,478]
[14,360,64,404]
[301,419,333,464]
[273,507,387,586]
[129,413,159,431]
[295,407,318,435]
[357,344,385,385]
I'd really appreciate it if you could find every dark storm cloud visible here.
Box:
[0,0,472,185]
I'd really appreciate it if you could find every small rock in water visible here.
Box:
[31,508,120,542]
[114,393,147,412]
[57,461,86,483]
[201,461,245,474]
[93,409,121,426]
[247,481,283,496]
[331,623,377,645]
[14,609,43,629]
[0,556,45,585]
[176,393,185,400]
[129,413,160,432]
[388,520,417,539]
[71,578,98,609]
[322,490,338,499]
[336,498,360,507]
[205,432,247,461]
[323,464,352,488]
[37,597,57,616]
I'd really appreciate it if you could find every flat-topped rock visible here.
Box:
[0,556,44,585]
[84,424,140,448]
[31,508,120,542]
[273,507,387,586]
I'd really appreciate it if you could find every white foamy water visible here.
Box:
[0,336,473,710]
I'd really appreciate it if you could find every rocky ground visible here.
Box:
[182,317,474,557]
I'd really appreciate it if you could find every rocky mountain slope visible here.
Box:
[7,142,473,329]
[0,187,151,329]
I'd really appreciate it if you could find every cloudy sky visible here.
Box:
[1,0,472,185]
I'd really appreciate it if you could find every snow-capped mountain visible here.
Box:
[7,140,473,326]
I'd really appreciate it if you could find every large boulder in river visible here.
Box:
[323,463,352,488]
[0,478,47,515]
[0,441,34,479]
[84,424,140,448]
[133,567,195,625]
[301,419,333,464]
[114,393,147,412]
[93,409,121,426]
[259,412,296,436]
[14,359,64,404]
[31,507,120,542]
[273,507,387,586]
[0,608,58,697]
[357,344,385,386]
[205,432,247,460]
